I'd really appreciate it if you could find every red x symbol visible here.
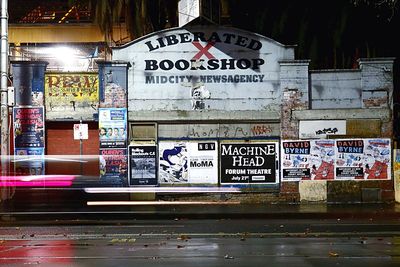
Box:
[192,41,215,60]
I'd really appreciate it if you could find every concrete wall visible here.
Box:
[311,70,361,109]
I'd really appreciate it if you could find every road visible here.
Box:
[1,217,400,266]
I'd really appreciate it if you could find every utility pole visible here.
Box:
[1,0,9,176]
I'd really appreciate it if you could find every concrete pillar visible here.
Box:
[359,58,395,138]
[279,60,310,139]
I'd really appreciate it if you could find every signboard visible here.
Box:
[13,107,45,148]
[74,124,88,140]
[129,145,158,186]
[113,26,294,113]
[299,120,346,139]
[45,73,99,120]
[281,140,335,181]
[99,148,128,186]
[159,141,218,184]
[98,108,127,148]
[220,142,279,184]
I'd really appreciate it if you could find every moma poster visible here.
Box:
[159,141,218,184]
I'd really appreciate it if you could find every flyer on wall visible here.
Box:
[129,145,158,186]
[335,139,365,179]
[99,148,128,186]
[13,106,45,148]
[98,108,127,149]
[159,141,218,184]
[220,142,279,184]
[281,140,311,181]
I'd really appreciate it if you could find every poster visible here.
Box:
[363,139,391,180]
[220,142,278,184]
[45,73,99,120]
[309,140,335,180]
[129,145,158,186]
[14,148,45,175]
[186,142,218,184]
[13,107,45,148]
[281,140,336,181]
[99,149,128,186]
[335,139,365,179]
[159,141,218,184]
[98,108,127,148]
[281,141,311,181]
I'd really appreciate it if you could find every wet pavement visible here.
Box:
[1,202,400,266]
[1,217,400,267]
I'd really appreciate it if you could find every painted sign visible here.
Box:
[129,145,158,186]
[299,120,346,139]
[98,108,127,148]
[113,26,294,112]
[220,142,279,184]
[281,140,335,181]
[13,107,45,148]
[99,148,128,186]
[45,73,99,120]
[159,141,218,184]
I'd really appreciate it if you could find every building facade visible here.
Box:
[9,25,397,203]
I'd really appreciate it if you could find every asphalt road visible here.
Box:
[1,218,400,267]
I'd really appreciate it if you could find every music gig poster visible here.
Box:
[220,142,279,184]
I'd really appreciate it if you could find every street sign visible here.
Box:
[74,123,88,140]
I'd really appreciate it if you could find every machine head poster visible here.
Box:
[98,108,127,148]
[220,142,278,184]
[159,141,218,184]
[99,148,128,186]
[13,107,45,148]
[129,145,158,186]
